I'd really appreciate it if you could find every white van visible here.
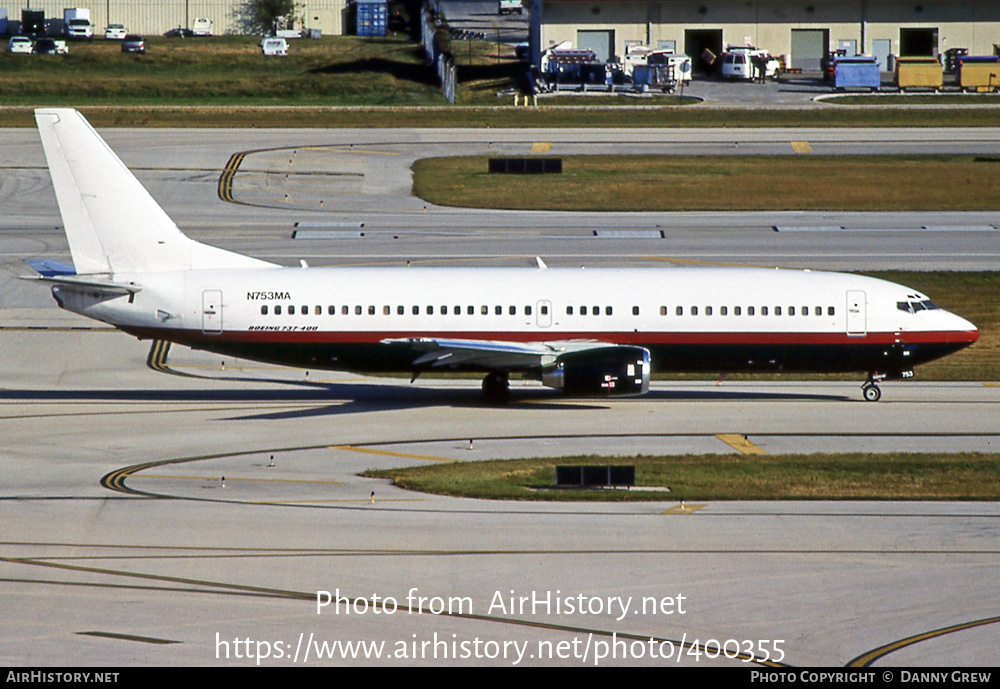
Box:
[260,37,288,56]
[192,17,212,36]
[721,48,779,80]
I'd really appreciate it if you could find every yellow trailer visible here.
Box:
[959,62,1000,92]
[896,57,943,90]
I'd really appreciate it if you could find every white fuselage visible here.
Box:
[55,265,978,377]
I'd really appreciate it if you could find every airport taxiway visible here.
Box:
[1,126,999,666]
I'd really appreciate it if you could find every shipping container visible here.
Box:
[957,56,1000,92]
[895,57,943,90]
[356,0,386,37]
[834,56,880,90]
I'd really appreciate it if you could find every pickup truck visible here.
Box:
[498,0,522,15]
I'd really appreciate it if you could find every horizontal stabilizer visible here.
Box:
[20,274,141,296]
[25,259,77,277]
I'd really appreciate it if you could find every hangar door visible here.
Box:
[577,30,614,62]
[685,29,723,74]
[900,28,938,57]
[790,28,829,70]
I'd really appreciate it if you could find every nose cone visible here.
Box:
[948,312,979,345]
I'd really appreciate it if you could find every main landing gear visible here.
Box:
[861,372,885,402]
[482,371,510,403]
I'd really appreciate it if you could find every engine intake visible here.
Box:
[541,346,650,396]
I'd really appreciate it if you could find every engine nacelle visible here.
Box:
[541,346,650,396]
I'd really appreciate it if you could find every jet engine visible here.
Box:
[541,346,650,396]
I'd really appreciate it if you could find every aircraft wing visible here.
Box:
[380,337,613,371]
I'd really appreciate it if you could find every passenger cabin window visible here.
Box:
[660,306,667,316]
[342,306,349,315]
[705,306,713,316]
[329,306,336,315]
[510,306,517,316]
[525,305,532,316]
[761,306,768,316]
[261,305,268,315]
[568,306,574,315]
[541,305,549,315]
[413,306,420,315]
[748,306,755,316]
[495,305,502,315]
[775,306,781,316]
[383,306,390,315]
[788,306,795,316]
[398,306,405,315]
[734,306,741,316]
[720,306,728,316]
[828,306,835,316]
[275,305,282,315]
[289,305,296,315]
[676,306,683,316]
[355,305,362,315]
[315,306,321,315]
[691,306,698,316]
[581,306,588,316]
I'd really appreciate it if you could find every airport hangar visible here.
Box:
[527,0,1000,72]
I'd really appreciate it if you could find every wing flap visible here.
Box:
[381,337,611,371]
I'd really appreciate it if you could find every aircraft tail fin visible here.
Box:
[34,109,275,275]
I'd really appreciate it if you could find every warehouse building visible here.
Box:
[529,0,1000,71]
[3,0,346,37]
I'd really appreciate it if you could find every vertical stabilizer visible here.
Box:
[35,109,274,274]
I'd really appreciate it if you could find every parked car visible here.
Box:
[105,24,127,40]
[7,36,33,53]
[121,34,145,53]
[33,37,68,55]
[260,37,287,56]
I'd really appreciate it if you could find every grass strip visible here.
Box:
[364,453,1000,501]
[413,154,1000,212]
[0,105,996,129]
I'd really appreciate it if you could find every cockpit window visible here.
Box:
[898,299,940,313]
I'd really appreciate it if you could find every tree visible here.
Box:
[247,0,299,35]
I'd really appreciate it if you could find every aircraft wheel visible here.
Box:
[482,372,510,403]
[862,384,881,402]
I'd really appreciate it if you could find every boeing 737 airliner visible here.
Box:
[26,109,979,401]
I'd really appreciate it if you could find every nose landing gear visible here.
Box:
[862,382,882,402]
[862,371,886,402]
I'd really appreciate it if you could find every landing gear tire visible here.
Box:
[482,372,510,403]
[862,383,881,402]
